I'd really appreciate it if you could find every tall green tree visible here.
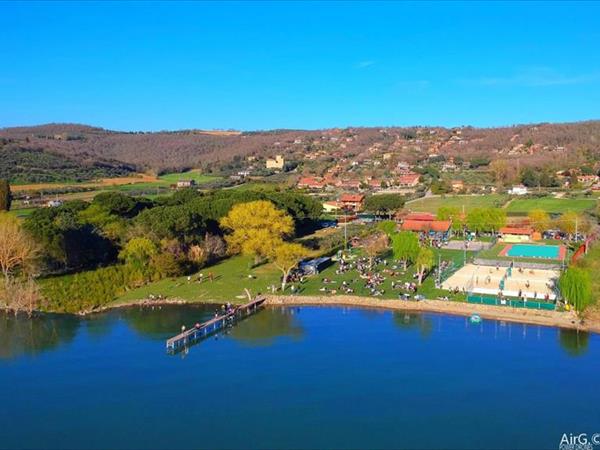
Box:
[0,179,11,211]
[559,267,592,312]
[363,194,405,218]
[415,246,434,285]
[391,231,419,270]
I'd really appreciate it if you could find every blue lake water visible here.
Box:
[1,305,599,449]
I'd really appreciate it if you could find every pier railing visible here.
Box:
[165,296,266,353]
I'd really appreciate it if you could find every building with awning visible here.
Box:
[499,227,534,243]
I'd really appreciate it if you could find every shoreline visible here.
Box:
[23,295,600,334]
[265,295,600,333]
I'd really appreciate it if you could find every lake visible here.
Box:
[1,305,599,449]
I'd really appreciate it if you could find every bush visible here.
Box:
[39,265,146,313]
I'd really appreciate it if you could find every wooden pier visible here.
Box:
[165,296,266,353]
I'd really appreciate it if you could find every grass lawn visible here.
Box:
[113,248,470,307]
[294,247,468,302]
[7,208,36,219]
[506,197,596,214]
[114,255,281,306]
[157,170,218,184]
[406,194,508,214]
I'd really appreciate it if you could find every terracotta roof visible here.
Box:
[500,227,533,235]
[401,219,451,232]
[405,212,437,221]
[340,194,365,203]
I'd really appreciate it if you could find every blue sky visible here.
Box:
[1,1,599,131]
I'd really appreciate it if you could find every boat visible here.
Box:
[469,314,482,324]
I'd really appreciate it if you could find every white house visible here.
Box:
[508,185,528,196]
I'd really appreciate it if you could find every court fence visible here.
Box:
[467,293,556,311]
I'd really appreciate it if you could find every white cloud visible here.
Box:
[355,60,375,69]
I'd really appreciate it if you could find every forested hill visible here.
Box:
[1,121,600,176]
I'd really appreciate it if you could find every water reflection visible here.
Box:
[392,312,434,338]
[558,328,590,357]
[0,312,80,359]
[229,307,304,346]
[120,305,215,338]
[0,307,595,360]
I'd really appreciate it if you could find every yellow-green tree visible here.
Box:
[560,267,592,312]
[528,209,550,233]
[415,246,434,285]
[270,242,309,291]
[220,200,294,262]
[119,237,157,273]
[556,211,582,237]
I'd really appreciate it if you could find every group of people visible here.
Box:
[314,254,435,299]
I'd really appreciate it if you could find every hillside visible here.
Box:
[1,121,600,180]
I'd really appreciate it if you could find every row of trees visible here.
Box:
[13,188,322,312]
[527,209,590,235]
[437,207,507,235]
[436,206,589,236]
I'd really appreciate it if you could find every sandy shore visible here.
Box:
[48,294,599,334]
[265,295,600,333]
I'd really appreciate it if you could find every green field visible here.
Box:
[114,255,281,305]
[115,248,470,306]
[407,194,507,213]
[107,172,220,192]
[7,208,36,218]
[506,197,596,214]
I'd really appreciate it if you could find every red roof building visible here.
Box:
[339,193,365,212]
[499,227,533,236]
[401,219,451,233]
[297,176,325,189]
[397,173,420,187]
[404,212,437,221]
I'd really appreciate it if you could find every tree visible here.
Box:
[363,233,389,268]
[220,200,294,262]
[363,194,405,218]
[528,209,550,233]
[430,180,452,195]
[119,237,157,273]
[520,167,539,188]
[0,213,38,282]
[467,208,506,234]
[556,211,581,237]
[150,252,183,278]
[376,220,397,238]
[391,231,419,270]
[438,206,465,235]
[560,267,592,312]
[0,179,11,211]
[270,242,309,291]
[489,159,512,186]
[0,213,39,313]
[415,246,434,285]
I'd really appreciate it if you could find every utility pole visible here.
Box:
[344,209,348,253]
